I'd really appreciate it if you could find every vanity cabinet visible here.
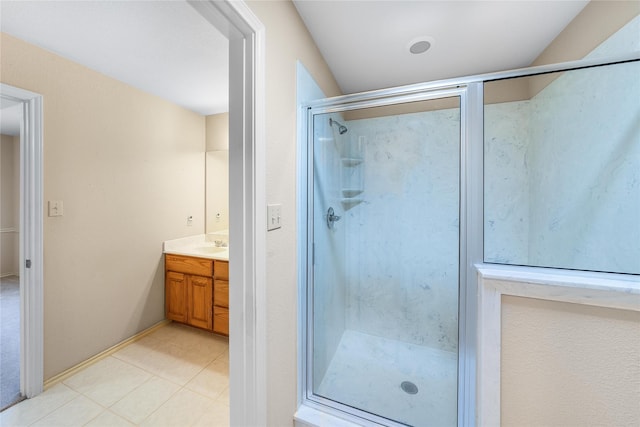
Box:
[165,254,228,335]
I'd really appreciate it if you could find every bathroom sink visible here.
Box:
[194,246,227,254]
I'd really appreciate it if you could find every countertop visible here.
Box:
[163,234,229,261]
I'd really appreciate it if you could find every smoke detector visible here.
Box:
[408,36,435,55]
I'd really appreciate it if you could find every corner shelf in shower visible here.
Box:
[341,188,363,198]
[340,166,364,210]
[341,198,363,209]
[339,148,365,211]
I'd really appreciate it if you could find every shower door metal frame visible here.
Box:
[301,82,484,427]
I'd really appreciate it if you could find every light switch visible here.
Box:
[267,204,282,231]
[48,200,63,217]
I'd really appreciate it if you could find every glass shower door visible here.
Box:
[309,96,461,426]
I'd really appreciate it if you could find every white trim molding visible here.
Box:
[186,2,266,426]
[476,264,640,426]
[1,83,45,399]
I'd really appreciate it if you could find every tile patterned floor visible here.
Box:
[0,322,229,427]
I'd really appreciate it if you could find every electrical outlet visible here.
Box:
[48,200,63,217]
[267,204,282,231]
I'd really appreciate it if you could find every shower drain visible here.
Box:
[400,381,419,395]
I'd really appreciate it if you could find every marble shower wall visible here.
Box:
[527,61,639,274]
[343,108,461,352]
[483,101,531,265]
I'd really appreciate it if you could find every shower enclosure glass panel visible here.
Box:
[310,97,461,426]
[484,60,640,275]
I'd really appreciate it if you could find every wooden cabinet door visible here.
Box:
[187,275,213,330]
[213,307,229,336]
[166,271,187,323]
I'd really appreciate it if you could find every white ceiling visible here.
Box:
[0,0,589,134]
[0,0,229,116]
[293,0,589,94]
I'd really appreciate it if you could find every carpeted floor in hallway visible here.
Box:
[1,275,21,411]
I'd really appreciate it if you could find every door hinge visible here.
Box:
[25,259,32,268]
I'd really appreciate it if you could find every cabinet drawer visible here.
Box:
[214,261,229,280]
[214,280,229,308]
[213,306,229,335]
[166,254,213,277]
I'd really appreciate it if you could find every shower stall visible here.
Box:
[301,17,639,427]
[304,89,472,427]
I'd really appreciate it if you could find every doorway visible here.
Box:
[0,2,265,423]
[0,84,44,409]
[1,98,22,409]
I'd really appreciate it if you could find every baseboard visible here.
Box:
[43,319,171,390]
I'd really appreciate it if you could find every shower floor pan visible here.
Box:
[316,330,457,427]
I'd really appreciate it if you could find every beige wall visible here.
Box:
[502,296,640,426]
[533,0,639,67]
[245,1,342,425]
[485,1,639,104]
[529,0,639,96]
[205,150,229,233]
[0,32,206,379]
[205,112,228,152]
[1,134,20,276]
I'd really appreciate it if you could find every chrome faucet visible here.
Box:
[326,207,341,229]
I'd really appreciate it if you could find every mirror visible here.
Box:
[205,112,229,234]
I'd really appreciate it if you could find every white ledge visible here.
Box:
[476,264,640,312]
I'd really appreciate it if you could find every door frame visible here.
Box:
[0,83,44,399]
[186,1,266,425]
